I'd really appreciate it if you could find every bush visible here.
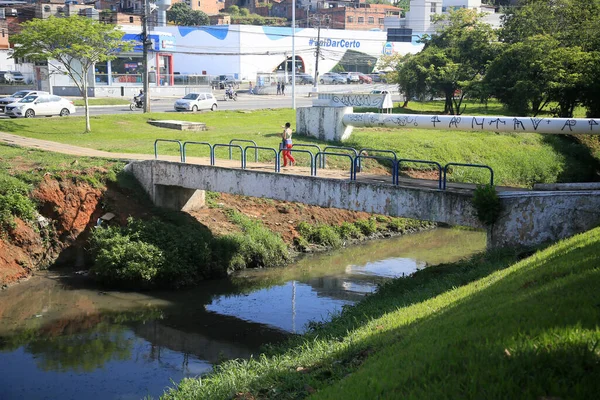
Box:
[354,218,378,236]
[472,184,502,225]
[337,222,362,239]
[0,175,36,232]
[297,221,343,248]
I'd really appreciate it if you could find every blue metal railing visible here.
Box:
[292,144,322,167]
[278,149,316,175]
[230,139,257,162]
[354,155,398,184]
[244,146,279,172]
[397,159,443,189]
[154,139,183,162]
[322,146,358,171]
[315,152,354,180]
[443,163,494,190]
[214,143,244,168]
[182,141,214,164]
[357,148,398,173]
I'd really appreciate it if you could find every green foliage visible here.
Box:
[222,209,289,271]
[387,217,430,233]
[0,175,36,232]
[337,222,362,240]
[10,15,133,132]
[472,184,502,225]
[90,216,217,289]
[354,218,378,236]
[167,3,209,26]
[297,221,343,249]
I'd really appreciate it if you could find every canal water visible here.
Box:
[0,228,485,400]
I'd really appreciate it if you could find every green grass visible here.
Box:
[0,105,597,188]
[73,98,131,106]
[161,226,600,400]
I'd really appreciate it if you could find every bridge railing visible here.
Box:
[397,159,443,190]
[182,141,214,164]
[154,139,184,162]
[230,139,258,162]
[322,146,359,171]
[244,146,279,172]
[292,144,322,167]
[443,163,494,190]
[354,155,398,184]
[357,148,398,173]
[315,152,354,180]
[214,144,244,168]
[278,148,316,175]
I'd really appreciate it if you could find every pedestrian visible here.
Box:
[281,122,296,167]
[277,81,281,95]
[249,81,253,94]
[281,81,286,96]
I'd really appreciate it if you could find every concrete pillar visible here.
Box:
[153,184,206,212]
[296,106,354,142]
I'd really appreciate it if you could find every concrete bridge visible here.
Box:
[126,159,600,249]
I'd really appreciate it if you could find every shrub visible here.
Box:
[472,184,502,225]
[297,221,342,248]
[337,222,362,239]
[354,218,378,236]
[0,176,36,232]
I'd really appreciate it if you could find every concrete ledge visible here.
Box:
[148,120,207,131]
[533,182,600,191]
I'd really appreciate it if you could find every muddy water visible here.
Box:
[0,228,485,400]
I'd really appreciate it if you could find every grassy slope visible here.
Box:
[0,103,597,187]
[163,227,600,400]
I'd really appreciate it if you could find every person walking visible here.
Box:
[281,81,286,96]
[277,81,281,95]
[249,81,253,94]
[281,122,296,167]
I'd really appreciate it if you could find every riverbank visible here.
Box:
[162,226,600,399]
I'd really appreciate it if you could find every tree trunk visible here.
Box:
[82,72,91,133]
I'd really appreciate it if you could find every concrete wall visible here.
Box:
[297,106,354,141]
[126,160,483,228]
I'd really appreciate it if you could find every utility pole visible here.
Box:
[142,0,150,112]
[312,14,329,95]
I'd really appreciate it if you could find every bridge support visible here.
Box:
[154,185,206,212]
[296,106,353,141]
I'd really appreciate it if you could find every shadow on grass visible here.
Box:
[540,134,600,183]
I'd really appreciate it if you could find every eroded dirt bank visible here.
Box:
[0,173,382,288]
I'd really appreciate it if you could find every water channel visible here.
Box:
[0,228,485,400]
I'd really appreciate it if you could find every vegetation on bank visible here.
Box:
[162,226,600,399]
[1,104,598,188]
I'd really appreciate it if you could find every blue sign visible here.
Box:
[382,42,393,56]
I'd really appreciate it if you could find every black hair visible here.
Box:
[285,122,291,128]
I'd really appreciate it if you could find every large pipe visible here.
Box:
[342,113,600,135]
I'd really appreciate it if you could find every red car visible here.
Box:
[358,73,373,84]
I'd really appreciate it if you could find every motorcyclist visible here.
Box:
[135,89,144,107]
[225,85,236,99]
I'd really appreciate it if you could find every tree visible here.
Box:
[396,9,498,114]
[11,16,132,133]
[167,3,209,26]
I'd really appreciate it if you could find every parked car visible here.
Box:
[289,73,314,85]
[319,72,346,85]
[355,72,373,84]
[370,89,390,95]
[174,92,218,112]
[211,75,241,89]
[339,72,360,84]
[4,94,75,118]
[0,90,49,112]
[368,73,382,83]
[0,71,21,84]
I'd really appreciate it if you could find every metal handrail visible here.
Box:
[278,148,316,175]
[322,146,358,170]
[154,139,183,162]
[315,152,354,180]
[244,146,279,172]
[182,141,214,164]
[357,148,398,173]
[354,155,397,184]
[292,144,323,167]
[443,163,494,190]
[214,143,244,168]
[397,159,443,189]
[230,139,257,162]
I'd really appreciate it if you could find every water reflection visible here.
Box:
[0,228,485,399]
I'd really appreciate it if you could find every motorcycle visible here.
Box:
[129,95,144,110]
[224,87,238,101]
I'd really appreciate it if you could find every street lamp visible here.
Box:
[310,14,329,95]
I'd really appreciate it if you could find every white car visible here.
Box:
[5,94,76,118]
[174,92,218,112]
[0,90,49,112]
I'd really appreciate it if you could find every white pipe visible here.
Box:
[342,113,600,135]
[292,0,296,110]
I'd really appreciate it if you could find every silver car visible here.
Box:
[174,92,218,112]
[319,73,346,85]
[0,90,49,112]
